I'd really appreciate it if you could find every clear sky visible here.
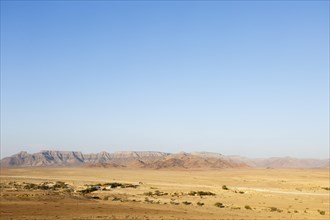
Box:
[1,1,329,158]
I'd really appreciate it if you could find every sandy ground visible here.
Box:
[0,167,329,219]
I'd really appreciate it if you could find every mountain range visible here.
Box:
[0,150,328,169]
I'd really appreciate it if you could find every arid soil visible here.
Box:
[0,168,329,219]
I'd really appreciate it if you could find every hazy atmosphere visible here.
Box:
[1,1,329,158]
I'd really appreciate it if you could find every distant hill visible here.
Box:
[0,151,85,167]
[1,150,328,169]
[227,155,330,169]
[141,153,248,169]
[253,157,329,169]
[0,150,168,167]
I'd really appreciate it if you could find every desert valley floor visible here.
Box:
[0,167,329,219]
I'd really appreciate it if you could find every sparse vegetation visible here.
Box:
[79,187,99,194]
[53,181,68,189]
[197,202,204,206]
[104,182,123,188]
[144,191,153,196]
[1,167,328,219]
[215,202,225,208]
[245,205,252,210]
[269,207,282,212]
[222,185,229,190]
[104,182,138,188]
[171,192,180,197]
[112,197,122,201]
[321,187,330,191]
[144,190,168,196]
[188,191,215,196]
[231,206,241,210]
[15,181,72,192]
[23,183,38,190]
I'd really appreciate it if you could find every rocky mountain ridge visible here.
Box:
[1,150,328,169]
[0,150,169,167]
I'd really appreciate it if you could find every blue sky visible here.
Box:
[1,1,329,158]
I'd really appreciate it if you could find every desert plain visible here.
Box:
[0,167,329,220]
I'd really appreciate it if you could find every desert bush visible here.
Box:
[144,190,168,196]
[23,183,38,190]
[245,205,252,210]
[318,210,325,215]
[222,185,229,190]
[144,191,153,196]
[104,182,124,188]
[188,191,215,196]
[64,188,74,193]
[53,181,67,189]
[322,187,330,191]
[182,201,192,205]
[171,192,179,197]
[122,183,138,188]
[22,181,72,191]
[188,191,195,196]
[215,202,225,208]
[154,190,168,196]
[79,187,98,194]
[38,184,50,190]
[269,207,282,212]
[197,202,204,206]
